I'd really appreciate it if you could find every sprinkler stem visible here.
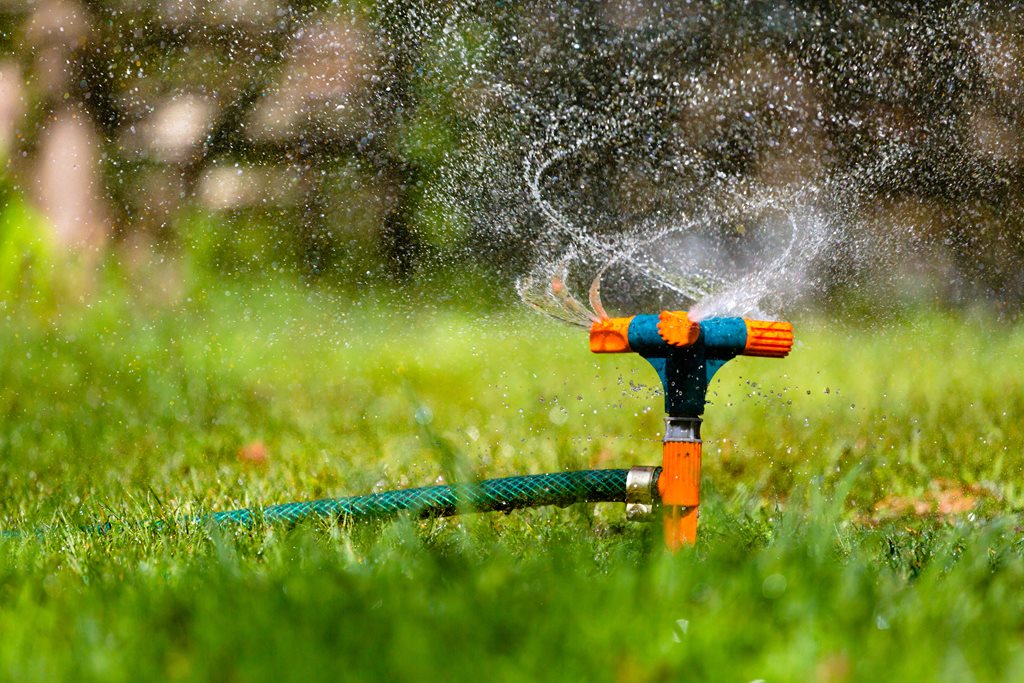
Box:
[661,416,702,549]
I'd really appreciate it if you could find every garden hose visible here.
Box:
[210,468,642,528]
[3,468,662,539]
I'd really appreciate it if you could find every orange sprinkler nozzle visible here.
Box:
[589,316,634,353]
[744,319,794,357]
[657,311,700,348]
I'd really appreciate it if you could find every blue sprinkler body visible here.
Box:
[625,314,750,417]
[590,312,794,418]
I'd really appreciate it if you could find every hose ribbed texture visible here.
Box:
[2,469,632,539]
[211,469,630,528]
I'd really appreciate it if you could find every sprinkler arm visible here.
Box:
[591,311,793,416]
[590,311,793,549]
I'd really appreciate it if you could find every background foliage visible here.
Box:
[1,0,1023,306]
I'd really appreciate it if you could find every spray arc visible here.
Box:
[591,311,793,549]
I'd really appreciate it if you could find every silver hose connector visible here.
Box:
[625,465,660,521]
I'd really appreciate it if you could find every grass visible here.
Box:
[2,271,1024,682]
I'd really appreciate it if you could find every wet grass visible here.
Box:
[2,279,1024,681]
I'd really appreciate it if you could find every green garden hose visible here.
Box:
[4,469,654,539]
[211,468,633,527]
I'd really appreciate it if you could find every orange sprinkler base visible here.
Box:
[662,505,699,550]
[659,419,702,550]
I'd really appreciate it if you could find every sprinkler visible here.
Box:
[590,311,793,549]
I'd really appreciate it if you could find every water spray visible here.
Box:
[590,311,793,549]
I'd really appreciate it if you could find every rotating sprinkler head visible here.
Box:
[590,311,794,549]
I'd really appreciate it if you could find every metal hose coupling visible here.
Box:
[625,466,660,521]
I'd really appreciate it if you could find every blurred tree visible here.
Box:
[0,0,1020,306]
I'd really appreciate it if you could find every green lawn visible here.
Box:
[2,276,1024,682]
